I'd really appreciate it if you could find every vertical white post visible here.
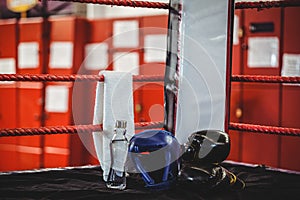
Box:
[165,0,234,144]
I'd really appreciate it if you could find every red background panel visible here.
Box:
[228,10,243,162]
[280,7,300,171]
[282,7,300,55]
[76,19,113,165]
[0,86,17,128]
[46,17,88,168]
[17,84,42,170]
[44,83,73,126]
[48,17,87,75]
[44,83,72,168]
[87,19,112,44]
[141,15,168,30]
[0,20,18,171]
[243,8,281,76]
[18,17,43,74]
[241,84,280,167]
[0,86,18,171]
[137,83,164,123]
[281,87,300,170]
[17,18,44,171]
[72,18,88,74]
[138,15,167,123]
[0,19,17,58]
[43,134,70,168]
[229,7,300,171]
[48,17,73,75]
[239,9,282,168]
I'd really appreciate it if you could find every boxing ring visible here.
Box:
[1,0,300,199]
[0,162,299,199]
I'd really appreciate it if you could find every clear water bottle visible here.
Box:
[106,120,128,190]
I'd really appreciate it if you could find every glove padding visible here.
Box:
[182,130,230,164]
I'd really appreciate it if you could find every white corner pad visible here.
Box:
[164,0,233,144]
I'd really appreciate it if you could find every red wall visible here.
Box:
[229,7,300,171]
[0,8,299,172]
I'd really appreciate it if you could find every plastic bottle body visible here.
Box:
[106,120,128,190]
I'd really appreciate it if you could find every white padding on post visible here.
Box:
[92,71,135,181]
[175,0,230,144]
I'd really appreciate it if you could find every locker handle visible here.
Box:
[238,28,244,38]
[34,114,39,121]
[235,108,242,119]
[34,114,46,121]
[36,113,50,121]
[135,104,142,113]
[241,43,248,50]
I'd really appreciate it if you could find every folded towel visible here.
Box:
[92,71,135,181]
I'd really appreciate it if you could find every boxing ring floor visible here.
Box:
[1,0,300,199]
[1,161,299,200]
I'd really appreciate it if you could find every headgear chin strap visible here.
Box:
[128,130,181,189]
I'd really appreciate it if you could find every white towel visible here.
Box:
[92,71,135,182]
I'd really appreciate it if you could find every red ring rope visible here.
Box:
[0,74,164,82]
[2,74,300,84]
[229,122,300,137]
[2,122,299,137]
[43,0,300,10]
[235,0,300,10]
[135,121,164,129]
[0,122,164,137]
[45,0,169,9]
[0,124,102,137]
[232,75,300,84]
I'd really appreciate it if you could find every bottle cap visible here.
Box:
[115,120,127,128]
